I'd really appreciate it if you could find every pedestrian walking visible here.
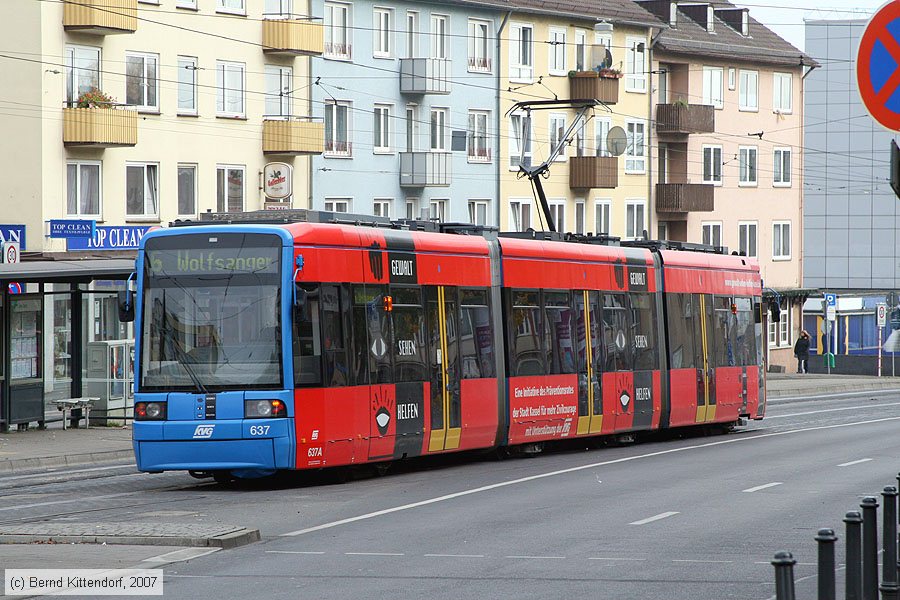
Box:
[794,330,811,374]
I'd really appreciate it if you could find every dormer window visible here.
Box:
[670,2,677,27]
[707,6,714,32]
[742,10,749,36]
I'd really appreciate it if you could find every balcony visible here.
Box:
[262,18,324,56]
[263,118,324,155]
[569,156,618,189]
[400,152,451,187]
[63,107,137,147]
[655,183,715,213]
[400,58,451,95]
[656,103,715,134]
[63,0,137,35]
[568,72,619,105]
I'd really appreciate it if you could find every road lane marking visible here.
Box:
[629,511,679,525]
[766,402,900,419]
[265,551,325,555]
[0,464,135,482]
[588,557,647,561]
[424,554,485,558]
[281,415,900,537]
[143,548,220,563]
[743,482,783,493]
[673,559,732,563]
[838,458,873,467]
[506,555,565,559]
[345,552,404,556]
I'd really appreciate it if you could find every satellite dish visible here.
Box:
[607,126,627,157]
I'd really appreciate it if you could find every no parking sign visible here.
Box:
[857,1,900,131]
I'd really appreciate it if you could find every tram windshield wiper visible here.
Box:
[160,311,208,395]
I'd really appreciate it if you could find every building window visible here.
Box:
[373,199,391,217]
[125,163,158,219]
[430,199,448,221]
[595,199,611,235]
[177,164,196,216]
[125,52,159,111]
[574,117,586,157]
[324,100,351,156]
[739,69,758,111]
[373,104,391,153]
[549,27,567,75]
[325,198,350,213]
[216,165,244,213]
[324,2,351,60]
[468,19,491,72]
[216,60,245,118]
[216,0,244,15]
[626,200,646,240]
[773,221,791,260]
[264,0,290,17]
[178,0,197,8]
[773,72,793,113]
[65,45,100,107]
[430,107,448,151]
[702,66,724,108]
[430,14,448,59]
[510,23,533,82]
[265,65,292,117]
[550,200,566,231]
[66,161,101,218]
[510,199,532,232]
[405,105,417,152]
[701,222,722,247]
[728,67,736,90]
[406,198,418,219]
[406,11,419,58]
[575,200,585,234]
[509,112,532,168]
[739,146,758,186]
[373,7,392,58]
[467,110,490,162]
[702,145,722,184]
[774,148,792,186]
[177,56,197,115]
[626,37,647,92]
[595,118,611,157]
[739,221,757,258]
[468,200,488,225]
[550,114,566,161]
[768,298,791,348]
[625,121,646,173]
[574,30,587,71]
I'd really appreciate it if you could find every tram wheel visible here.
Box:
[211,471,234,484]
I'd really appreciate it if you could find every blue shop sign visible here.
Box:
[67,226,152,251]
[0,225,26,250]
[49,219,96,239]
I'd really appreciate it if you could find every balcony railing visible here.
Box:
[467,56,492,72]
[655,183,715,213]
[569,72,619,104]
[324,139,352,157]
[63,107,137,147]
[400,152,451,187]
[263,117,324,155]
[467,147,492,163]
[63,0,137,35]
[324,42,352,60]
[656,103,715,134]
[569,156,618,189]
[262,18,324,56]
[400,58,451,95]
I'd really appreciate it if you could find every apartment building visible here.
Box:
[637,0,815,370]
[309,0,500,223]
[498,0,663,237]
[1,0,323,256]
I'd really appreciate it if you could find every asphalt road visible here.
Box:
[3,390,900,600]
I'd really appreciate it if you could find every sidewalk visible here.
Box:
[2,374,900,475]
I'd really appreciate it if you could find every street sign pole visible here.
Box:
[878,327,883,377]
[877,303,888,377]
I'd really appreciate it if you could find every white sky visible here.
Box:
[734,0,887,52]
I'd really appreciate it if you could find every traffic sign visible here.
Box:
[878,302,888,327]
[824,293,837,307]
[857,1,900,131]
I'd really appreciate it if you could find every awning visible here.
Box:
[763,287,819,299]
[0,259,136,284]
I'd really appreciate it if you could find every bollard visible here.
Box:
[847,510,864,600]
[773,551,798,600]
[882,486,900,600]
[816,528,837,600]
[862,496,881,600]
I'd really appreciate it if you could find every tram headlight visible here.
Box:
[245,399,286,418]
[135,402,166,421]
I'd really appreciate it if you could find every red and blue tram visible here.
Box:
[129,213,764,478]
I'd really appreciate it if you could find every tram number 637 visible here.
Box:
[249,425,270,436]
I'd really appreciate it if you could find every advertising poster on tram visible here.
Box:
[508,374,579,443]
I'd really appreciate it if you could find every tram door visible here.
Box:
[426,286,461,451]
[695,294,718,423]
[575,291,603,435]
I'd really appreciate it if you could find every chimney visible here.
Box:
[678,3,714,33]
[715,8,750,36]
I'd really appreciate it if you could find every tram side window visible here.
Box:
[545,291,576,374]
[392,287,428,382]
[293,283,322,386]
[630,292,658,371]
[666,293,696,370]
[321,285,350,387]
[602,293,631,372]
[460,288,495,379]
[733,297,756,367]
[712,296,733,367]
[352,285,393,385]
[509,290,546,376]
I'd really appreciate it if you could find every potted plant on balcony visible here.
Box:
[569,70,597,79]
[74,87,116,109]
[597,67,623,79]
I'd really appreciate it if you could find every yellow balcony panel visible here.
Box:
[63,0,137,35]
[569,156,618,189]
[569,72,619,105]
[63,107,137,147]
[263,19,324,56]
[263,118,324,155]
[655,183,715,213]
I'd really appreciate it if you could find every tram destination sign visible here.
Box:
[146,246,280,276]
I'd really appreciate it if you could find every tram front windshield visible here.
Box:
[140,233,283,392]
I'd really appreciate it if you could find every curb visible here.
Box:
[768,385,900,399]
[0,529,261,550]
[0,449,135,475]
